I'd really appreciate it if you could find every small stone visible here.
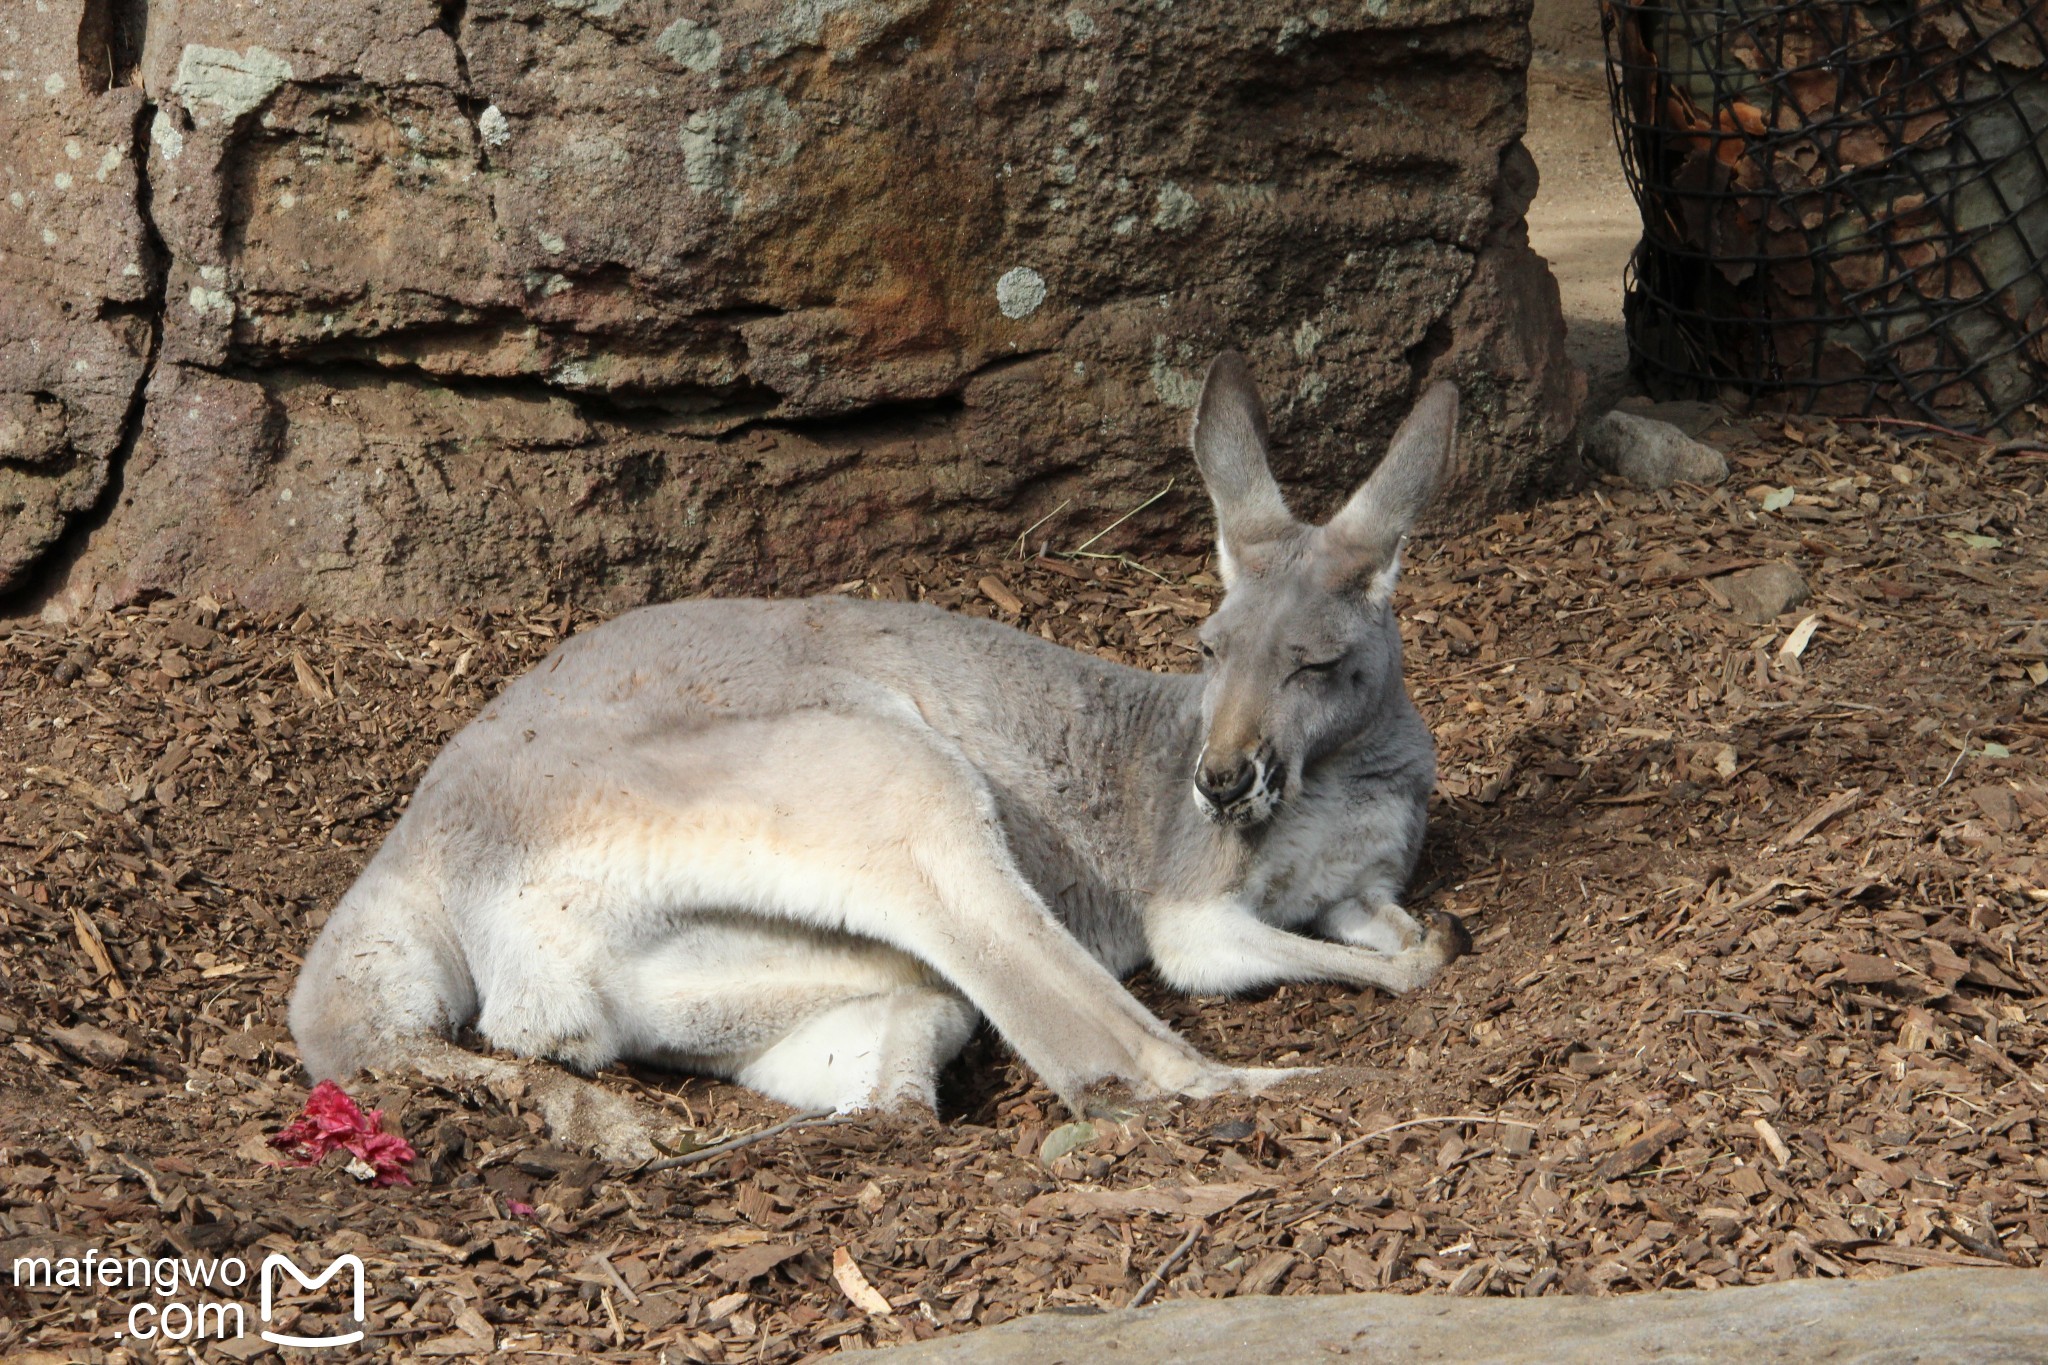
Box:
[52,647,95,684]
[1584,410,1729,489]
[1713,562,1809,623]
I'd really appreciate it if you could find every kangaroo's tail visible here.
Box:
[288,851,475,1082]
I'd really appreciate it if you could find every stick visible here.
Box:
[1754,1117,1793,1167]
[1012,498,1073,559]
[1066,480,1174,556]
[1836,415,1990,445]
[1938,732,1974,789]
[632,1110,841,1174]
[1128,1218,1206,1309]
[1773,786,1863,848]
[1682,1007,1789,1032]
[590,1250,640,1305]
[1312,1113,1539,1171]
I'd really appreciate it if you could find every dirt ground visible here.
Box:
[1526,0,1639,408]
[1526,68,1639,408]
[2,413,2045,1362]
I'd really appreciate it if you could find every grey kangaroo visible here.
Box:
[289,352,1468,1157]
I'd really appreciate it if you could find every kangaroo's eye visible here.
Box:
[1294,656,1343,679]
[1198,641,1217,661]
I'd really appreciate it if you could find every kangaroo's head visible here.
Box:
[1187,351,1458,826]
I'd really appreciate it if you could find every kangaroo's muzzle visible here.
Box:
[1193,744,1281,825]
[1195,756,1256,808]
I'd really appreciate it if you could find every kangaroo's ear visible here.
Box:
[1191,351,1292,582]
[1317,381,1458,597]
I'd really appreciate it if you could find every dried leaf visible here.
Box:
[1777,787,1863,847]
[1778,612,1821,660]
[833,1246,894,1315]
[291,649,332,702]
[1039,1119,1100,1165]
[704,1243,804,1285]
[1596,1117,1685,1180]
[70,906,126,998]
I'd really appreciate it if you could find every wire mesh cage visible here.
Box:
[1603,1,2048,431]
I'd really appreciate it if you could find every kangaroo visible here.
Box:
[288,352,1468,1158]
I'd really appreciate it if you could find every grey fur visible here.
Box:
[288,353,1467,1157]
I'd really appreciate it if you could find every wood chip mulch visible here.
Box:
[1,419,2044,1362]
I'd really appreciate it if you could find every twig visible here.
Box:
[1773,786,1863,849]
[1012,498,1073,559]
[1128,1218,1206,1308]
[1682,1007,1791,1032]
[632,1110,841,1174]
[1836,415,1990,445]
[1312,1113,1538,1171]
[590,1250,641,1305]
[1065,480,1175,556]
[1065,549,1172,582]
[1938,731,1975,789]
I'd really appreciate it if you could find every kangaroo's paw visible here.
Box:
[1167,1064,1318,1100]
[1395,908,1472,994]
[1429,909,1473,963]
[1220,1064,1319,1096]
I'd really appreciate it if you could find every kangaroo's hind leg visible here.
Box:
[623,711,1299,1111]
[619,914,980,1113]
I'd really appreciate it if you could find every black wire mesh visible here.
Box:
[1602,1,2048,431]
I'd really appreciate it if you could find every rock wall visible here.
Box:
[4,0,1581,620]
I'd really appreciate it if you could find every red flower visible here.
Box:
[270,1080,419,1187]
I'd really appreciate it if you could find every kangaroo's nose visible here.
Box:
[1197,757,1257,807]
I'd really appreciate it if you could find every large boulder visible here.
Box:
[10,0,1581,618]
